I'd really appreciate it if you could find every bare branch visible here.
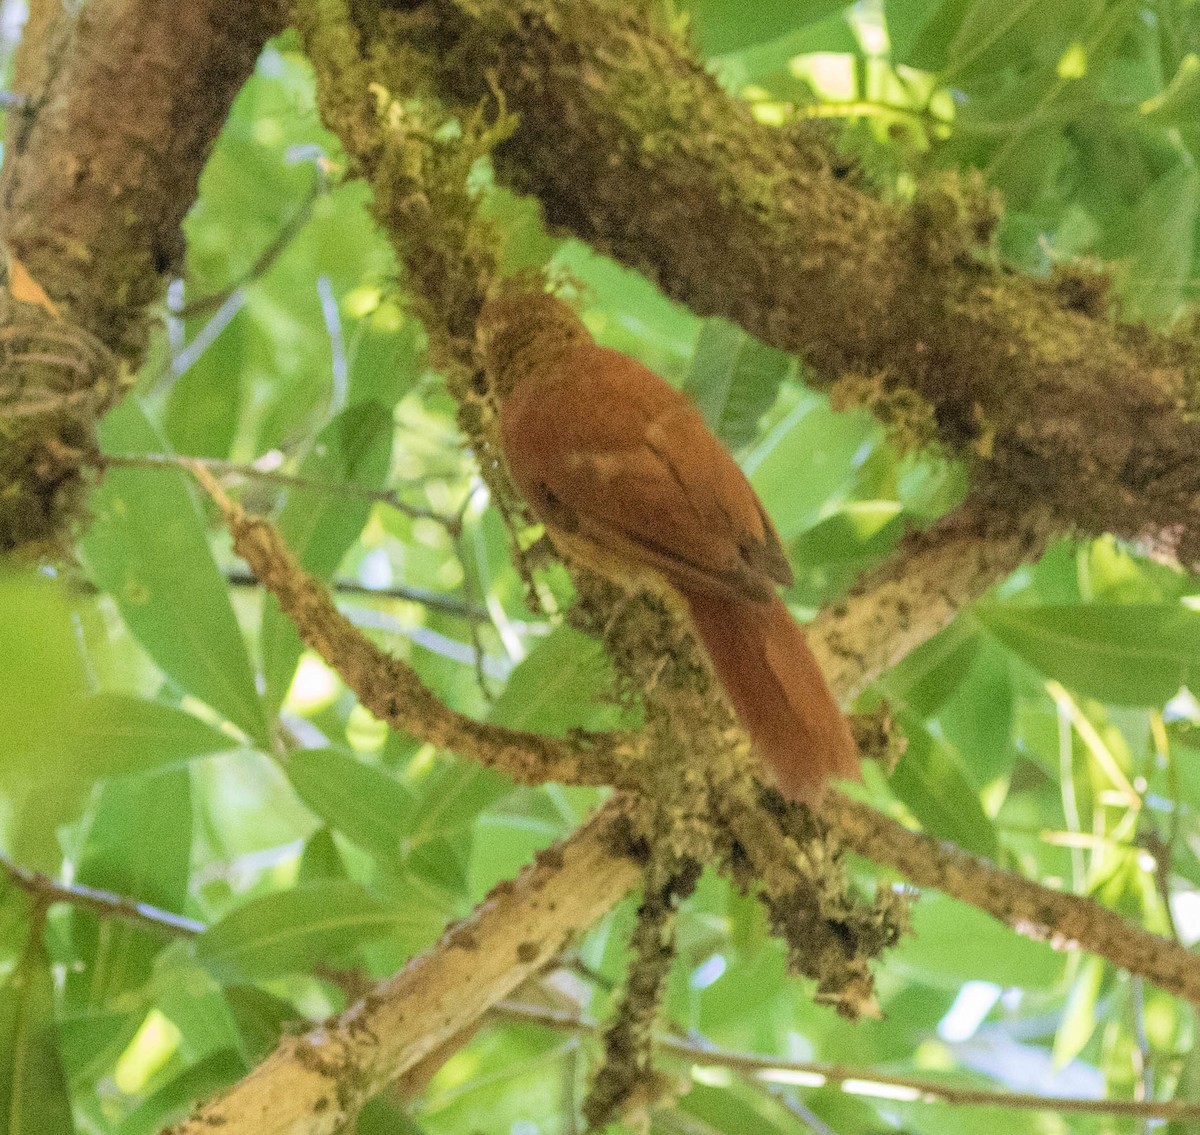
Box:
[171,799,647,1135]
[0,852,205,939]
[101,452,458,529]
[496,1000,1200,1121]
[822,791,1200,1005]
[188,461,643,790]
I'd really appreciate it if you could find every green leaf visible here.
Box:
[884,617,981,718]
[0,941,74,1135]
[56,1010,142,1092]
[890,892,1065,989]
[888,719,1000,859]
[490,625,618,734]
[977,602,1200,706]
[116,1049,246,1135]
[261,400,395,715]
[65,768,193,1012]
[195,880,435,981]
[744,393,877,539]
[163,311,246,459]
[71,694,241,781]
[468,811,564,901]
[297,826,352,885]
[1053,955,1105,1066]
[0,571,89,867]
[0,571,85,759]
[223,984,295,1065]
[81,399,269,745]
[790,500,904,567]
[885,0,972,70]
[356,1093,425,1135]
[684,0,851,56]
[1120,162,1198,325]
[683,319,791,450]
[287,748,412,868]
[937,639,1015,784]
[1141,53,1200,127]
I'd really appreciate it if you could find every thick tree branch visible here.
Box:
[0,0,285,358]
[0,0,286,551]
[167,484,1200,1135]
[169,799,647,1135]
[806,497,1052,701]
[389,0,1200,563]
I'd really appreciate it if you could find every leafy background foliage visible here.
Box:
[3,1,1200,1131]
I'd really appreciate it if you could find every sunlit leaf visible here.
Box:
[195,880,438,981]
[888,718,1000,859]
[684,319,791,450]
[978,602,1200,706]
[287,747,412,869]
[261,400,395,715]
[0,940,74,1135]
[82,399,269,745]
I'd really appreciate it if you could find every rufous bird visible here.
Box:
[481,291,858,804]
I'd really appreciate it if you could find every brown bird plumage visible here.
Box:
[482,292,858,804]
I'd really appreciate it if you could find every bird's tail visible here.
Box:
[685,591,858,804]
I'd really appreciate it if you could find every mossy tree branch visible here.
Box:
[0,0,287,551]
[384,0,1200,563]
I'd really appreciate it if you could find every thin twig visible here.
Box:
[224,566,492,622]
[0,852,205,939]
[100,451,459,529]
[175,170,328,320]
[494,1000,1200,1120]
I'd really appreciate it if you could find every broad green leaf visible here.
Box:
[0,571,89,867]
[683,319,792,450]
[1120,162,1198,325]
[116,1049,245,1135]
[744,394,877,539]
[71,694,240,782]
[0,886,32,972]
[287,747,412,868]
[685,0,851,56]
[65,768,193,1012]
[888,719,1000,859]
[298,826,352,885]
[195,880,435,981]
[790,500,904,566]
[261,400,394,715]
[978,602,1200,706]
[57,1010,143,1093]
[0,571,85,759]
[884,617,980,718]
[467,810,564,901]
[937,639,1015,784]
[1053,955,1105,1066]
[82,399,269,745]
[1141,53,1200,127]
[885,0,971,70]
[890,892,1065,989]
[357,1094,425,1135]
[223,984,295,1065]
[489,625,618,734]
[0,941,74,1135]
[163,309,246,459]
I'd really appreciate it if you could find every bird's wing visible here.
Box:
[503,344,791,603]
